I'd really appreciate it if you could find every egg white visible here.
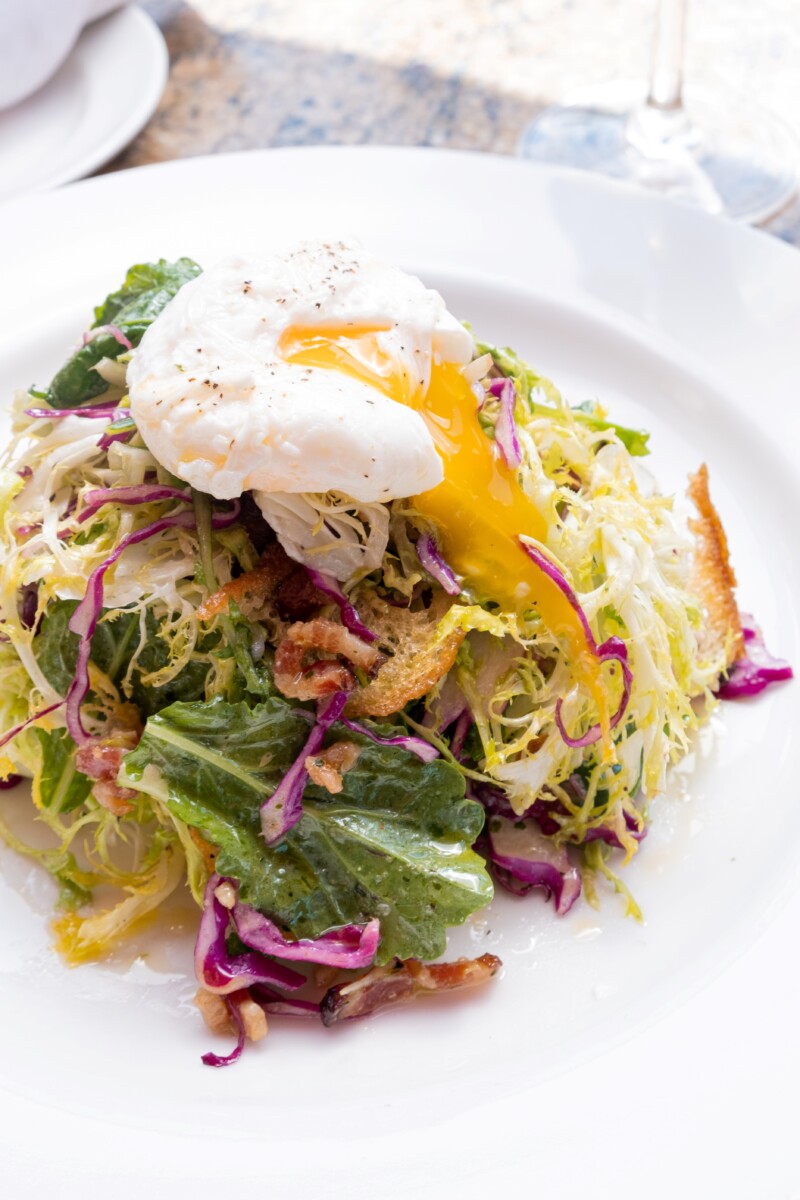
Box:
[127,240,474,504]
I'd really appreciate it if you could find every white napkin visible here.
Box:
[0,0,124,110]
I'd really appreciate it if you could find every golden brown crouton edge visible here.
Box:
[688,463,744,669]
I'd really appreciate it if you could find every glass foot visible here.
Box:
[518,80,799,224]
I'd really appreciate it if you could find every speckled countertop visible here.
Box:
[107,0,800,240]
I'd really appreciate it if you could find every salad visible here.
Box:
[0,242,791,1066]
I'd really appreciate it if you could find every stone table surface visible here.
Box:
[105,0,800,241]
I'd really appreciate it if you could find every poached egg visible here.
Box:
[127,240,474,504]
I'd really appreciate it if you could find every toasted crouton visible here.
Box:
[195,988,234,1036]
[345,592,465,718]
[195,543,293,621]
[196,543,327,623]
[688,464,744,668]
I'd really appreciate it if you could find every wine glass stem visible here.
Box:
[647,0,688,111]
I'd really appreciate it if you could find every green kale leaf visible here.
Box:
[121,696,492,963]
[33,728,91,815]
[34,600,209,716]
[46,257,202,409]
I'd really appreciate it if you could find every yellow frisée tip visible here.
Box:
[53,841,185,965]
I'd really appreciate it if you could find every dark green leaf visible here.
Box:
[33,728,91,815]
[46,257,202,409]
[122,697,492,963]
[35,599,139,696]
[46,333,136,409]
[126,614,214,717]
[34,600,210,715]
[94,258,201,328]
[34,600,84,695]
[224,602,275,701]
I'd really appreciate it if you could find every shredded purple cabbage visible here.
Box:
[474,780,645,852]
[234,898,380,968]
[583,810,647,849]
[433,678,470,734]
[260,690,349,843]
[339,716,439,762]
[201,995,246,1068]
[25,404,124,420]
[78,484,192,524]
[486,814,581,914]
[717,614,793,699]
[470,782,518,822]
[97,426,135,452]
[24,400,136,449]
[197,877,339,1065]
[448,709,472,761]
[0,700,64,753]
[489,378,523,469]
[195,875,306,995]
[303,567,377,642]
[249,985,321,1017]
[415,532,461,596]
[65,501,240,746]
[518,541,633,746]
[555,637,633,748]
[519,540,595,645]
[19,583,39,631]
[82,324,132,351]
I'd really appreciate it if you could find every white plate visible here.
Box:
[0,148,798,1199]
[0,6,167,202]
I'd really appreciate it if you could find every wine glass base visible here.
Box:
[518,80,799,224]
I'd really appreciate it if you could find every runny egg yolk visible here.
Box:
[279,324,611,736]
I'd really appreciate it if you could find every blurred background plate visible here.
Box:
[0,5,167,202]
[0,147,799,1199]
